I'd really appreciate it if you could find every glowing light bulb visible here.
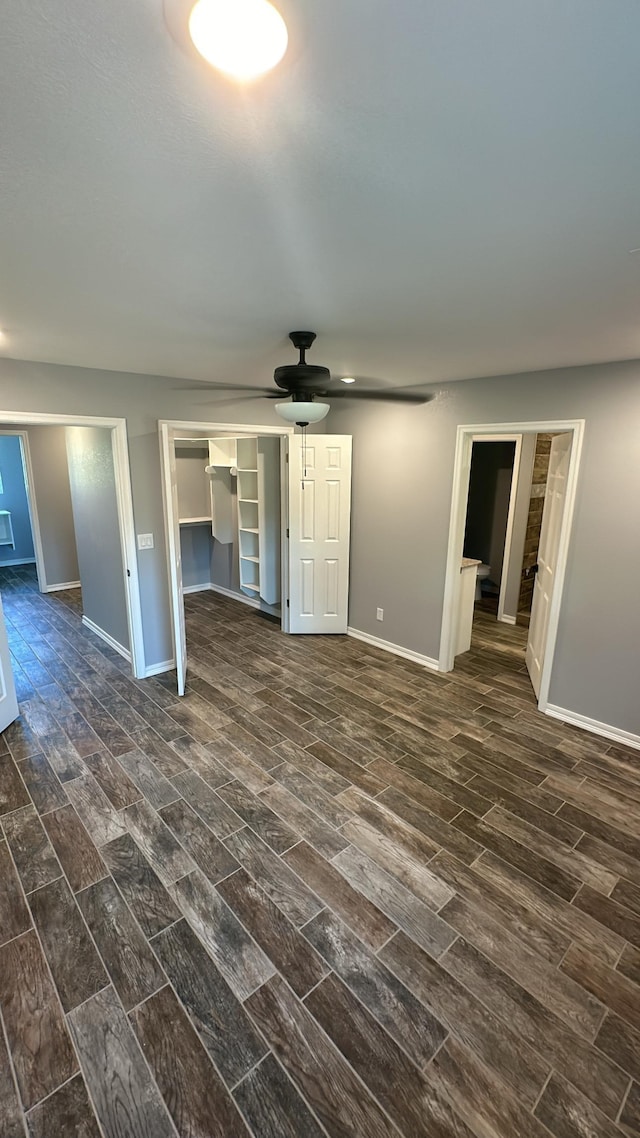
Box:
[189,0,288,80]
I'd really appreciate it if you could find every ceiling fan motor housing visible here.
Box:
[273,363,331,395]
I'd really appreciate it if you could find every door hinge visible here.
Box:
[286,453,289,463]
[127,569,131,577]
[286,599,290,608]
[286,528,289,538]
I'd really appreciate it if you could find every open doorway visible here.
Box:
[0,412,143,692]
[0,433,43,579]
[160,420,292,697]
[439,419,585,711]
[159,419,354,696]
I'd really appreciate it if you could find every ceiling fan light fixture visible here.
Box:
[275,401,330,425]
[188,0,288,80]
[340,376,355,384]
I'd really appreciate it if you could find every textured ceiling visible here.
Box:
[1,0,640,387]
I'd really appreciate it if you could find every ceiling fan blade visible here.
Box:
[176,383,275,394]
[328,388,433,404]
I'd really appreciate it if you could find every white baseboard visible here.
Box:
[143,658,175,678]
[347,626,439,671]
[545,703,640,752]
[82,615,132,662]
[498,614,517,625]
[208,582,261,609]
[181,580,260,609]
[44,580,81,593]
[0,557,36,567]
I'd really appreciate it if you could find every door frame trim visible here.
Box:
[158,418,294,687]
[0,410,145,678]
[438,418,585,711]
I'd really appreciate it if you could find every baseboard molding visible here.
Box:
[498,614,517,626]
[545,703,640,752]
[347,626,439,671]
[44,580,81,593]
[181,580,260,610]
[207,582,261,610]
[82,615,132,663]
[0,557,36,567]
[143,658,175,678]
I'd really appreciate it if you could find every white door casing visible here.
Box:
[159,424,187,696]
[287,434,352,634]
[526,432,572,697]
[0,593,19,731]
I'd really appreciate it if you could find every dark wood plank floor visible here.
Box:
[0,564,639,1137]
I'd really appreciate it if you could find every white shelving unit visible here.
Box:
[174,433,281,607]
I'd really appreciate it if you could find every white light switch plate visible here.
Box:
[137,533,154,550]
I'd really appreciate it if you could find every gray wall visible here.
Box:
[0,435,35,564]
[327,361,640,735]
[0,354,638,736]
[65,426,130,652]
[23,426,79,588]
[502,433,536,620]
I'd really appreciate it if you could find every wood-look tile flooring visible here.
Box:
[1,565,639,1137]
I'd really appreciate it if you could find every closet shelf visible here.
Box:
[240,554,259,563]
[239,498,259,504]
[179,516,212,525]
[239,527,259,533]
[241,583,260,593]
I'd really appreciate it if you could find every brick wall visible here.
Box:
[518,433,556,613]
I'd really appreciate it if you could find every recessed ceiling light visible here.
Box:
[341,376,356,384]
[189,0,288,80]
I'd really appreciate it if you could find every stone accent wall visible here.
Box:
[518,433,556,613]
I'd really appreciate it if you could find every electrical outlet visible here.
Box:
[137,533,154,550]
[376,607,384,621]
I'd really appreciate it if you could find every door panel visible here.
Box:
[160,427,187,696]
[526,432,572,696]
[0,594,19,732]
[288,435,352,634]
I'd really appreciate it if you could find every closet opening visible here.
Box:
[160,420,293,697]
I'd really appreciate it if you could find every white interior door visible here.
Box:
[287,434,352,634]
[160,427,187,696]
[526,432,572,696]
[0,594,19,732]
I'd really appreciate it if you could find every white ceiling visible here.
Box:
[2,0,640,388]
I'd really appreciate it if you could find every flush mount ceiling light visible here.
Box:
[340,376,355,383]
[275,400,330,427]
[188,0,288,80]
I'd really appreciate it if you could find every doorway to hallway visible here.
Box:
[439,419,585,711]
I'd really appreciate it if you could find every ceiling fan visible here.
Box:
[187,331,433,425]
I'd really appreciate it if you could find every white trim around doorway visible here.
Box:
[438,419,585,713]
[0,410,145,679]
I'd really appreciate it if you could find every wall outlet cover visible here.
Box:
[376,607,384,621]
